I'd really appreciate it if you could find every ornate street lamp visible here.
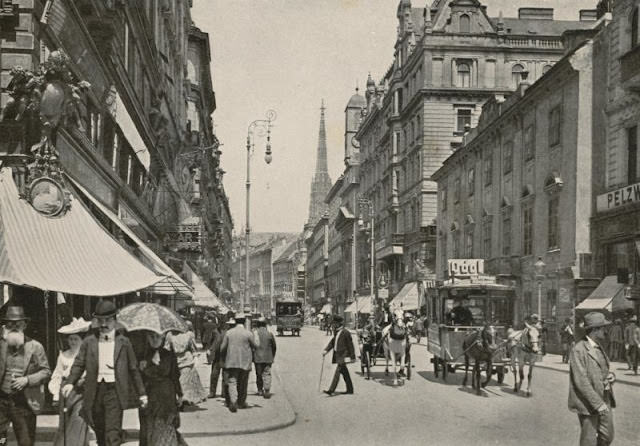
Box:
[534,256,546,319]
[357,196,375,323]
[244,109,277,311]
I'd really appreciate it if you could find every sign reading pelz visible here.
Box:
[448,259,484,276]
[596,182,640,213]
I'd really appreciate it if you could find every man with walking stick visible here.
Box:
[322,316,355,396]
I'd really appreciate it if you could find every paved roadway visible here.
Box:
[187,325,639,446]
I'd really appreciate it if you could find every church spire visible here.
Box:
[316,100,328,174]
[307,100,332,227]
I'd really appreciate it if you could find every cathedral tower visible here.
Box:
[306,100,332,227]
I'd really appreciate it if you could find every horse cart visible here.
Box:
[426,276,515,384]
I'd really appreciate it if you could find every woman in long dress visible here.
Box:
[139,331,187,446]
[168,322,207,406]
[49,318,95,446]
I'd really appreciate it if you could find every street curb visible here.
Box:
[535,363,640,388]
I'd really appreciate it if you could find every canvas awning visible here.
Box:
[577,276,633,313]
[344,296,373,314]
[183,263,229,311]
[0,169,161,296]
[390,282,420,311]
[114,91,151,170]
[68,176,193,297]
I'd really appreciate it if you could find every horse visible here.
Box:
[507,323,541,397]
[462,324,498,395]
[382,310,408,386]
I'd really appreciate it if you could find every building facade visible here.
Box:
[273,238,305,302]
[433,31,604,352]
[354,0,596,303]
[305,215,329,308]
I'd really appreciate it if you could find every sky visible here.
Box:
[191,0,597,234]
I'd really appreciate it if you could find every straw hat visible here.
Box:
[583,312,612,330]
[58,317,91,335]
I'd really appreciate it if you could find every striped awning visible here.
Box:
[68,176,193,297]
[0,169,161,296]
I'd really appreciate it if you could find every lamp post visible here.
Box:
[358,196,375,322]
[244,109,277,311]
[534,256,546,318]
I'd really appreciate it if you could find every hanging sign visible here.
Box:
[164,223,202,252]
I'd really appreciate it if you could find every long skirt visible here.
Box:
[53,389,95,446]
[179,365,207,405]
[143,414,188,446]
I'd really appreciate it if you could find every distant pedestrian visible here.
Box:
[608,319,624,362]
[201,317,217,358]
[62,300,147,446]
[220,313,258,412]
[561,318,575,363]
[253,317,277,399]
[624,315,640,373]
[0,305,51,446]
[324,313,333,336]
[167,322,207,408]
[207,322,225,399]
[323,315,355,396]
[568,312,616,446]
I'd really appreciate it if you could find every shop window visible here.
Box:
[522,203,533,256]
[548,197,560,250]
[459,14,470,33]
[549,105,562,147]
[627,125,638,184]
[457,109,472,133]
[457,62,471,88]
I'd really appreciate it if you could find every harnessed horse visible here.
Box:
[462,324,498,395]
[507,324,541,396]
[382,310,408,386]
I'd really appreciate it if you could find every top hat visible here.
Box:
[93,300,118,318]
[58,317,91,335]
[2,306,29,322]
[583,312,612,330]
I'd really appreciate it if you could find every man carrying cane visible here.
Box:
[322,315,355,396]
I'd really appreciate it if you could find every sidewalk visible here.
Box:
[25,352,296,443]
[534,353,640,387]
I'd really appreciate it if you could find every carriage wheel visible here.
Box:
[433,357,439,378]
[497,368,505,384]
[442,359,448,382]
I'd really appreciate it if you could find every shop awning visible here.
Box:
[183,263,229,311]
[114,91,150,170]
[390,282,421,311]
[344,296,373,314]
[0,169,161,296]
[577,276,634,313]
[67,176,193,297]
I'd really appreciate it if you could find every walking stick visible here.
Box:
[318,354,326,392]
[62,394,67,446]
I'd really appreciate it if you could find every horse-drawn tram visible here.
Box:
[426,275,515,384]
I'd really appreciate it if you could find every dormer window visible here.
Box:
[460,14,470,33]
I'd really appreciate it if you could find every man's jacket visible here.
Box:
[324,328,355,365]
[568,338,616,415]
[253,327,276,364]
[221,325,258,370]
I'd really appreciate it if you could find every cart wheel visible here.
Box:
[442,359,448,382]
[433,357,439,378]
[497,368,505,384]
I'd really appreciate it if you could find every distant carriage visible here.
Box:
[426,276,515,384]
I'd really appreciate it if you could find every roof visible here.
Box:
[274,240,299,264]
[0,169,162,296]
[494,18,594,36]
[346,91,366,108]
[576,276,633,313]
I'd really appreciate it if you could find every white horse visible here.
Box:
[382,310,408,386]
[507,324,541,397]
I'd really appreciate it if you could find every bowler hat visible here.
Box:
[235,312,247,321]
[583,312,612,330]
[333,315,344,324]
[2,306,29,322]
[93,300,118,318]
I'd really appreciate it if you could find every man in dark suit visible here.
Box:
[253,317,277,399]
[0,306,51,446]
[323,315,355,396]
[62,301,147,446]
[220,313,258,412]
[568,312,616,446]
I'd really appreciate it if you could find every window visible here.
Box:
[454,177,461,203]
[542,65,552,75]
[452,232,460,258]
[546,289,557,322]
[548,197,560,249]
[524,125,535,161]
[628,126,638,184]
[126,155,133,185]
[465,230,474,257]
[503,141,513,174]
[457,109,472,133]
[502,212,512,256]
[89,111,101,148]
[632,7,639,49]
[484,152,493,186]
[511,64,525,88]
[441,187,448,211]
[457,62,471,87]
[467,168,475,196]
[111,133,119,170]
[459,14,470,33]
[483,220,492,259]
[523,204,533,256]
[549,105,562,147]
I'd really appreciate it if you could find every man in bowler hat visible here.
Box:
[0,306,51,446]
[568,312,616,446]
[323,315,355,396]
[62,301,147,446]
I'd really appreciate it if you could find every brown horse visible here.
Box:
[462,324,498,395]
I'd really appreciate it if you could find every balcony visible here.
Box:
[621,45,640,92]
[375,233,404,260]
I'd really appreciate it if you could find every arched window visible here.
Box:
[460,14,470,33]
[632,7,639,49]
[511,64,525,88]
[457,62,471,87]
[542,64,552,75]
[187,60,198,84]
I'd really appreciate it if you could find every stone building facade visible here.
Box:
[354,0,596,302]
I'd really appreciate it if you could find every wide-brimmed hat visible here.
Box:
[583,312,612,330]
[2,306,29,322]
[93,300,118,318]
[58,317,91,335]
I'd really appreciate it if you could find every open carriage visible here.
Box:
[426,275,515,383]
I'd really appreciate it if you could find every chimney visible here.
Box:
[518,8,554,21]
[579,10,598,22]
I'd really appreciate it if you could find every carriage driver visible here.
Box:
[448,298,474,326]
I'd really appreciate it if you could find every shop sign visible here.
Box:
[164,224,201,252]
[448,259,485,276]
[596,182,640,213]
[378,288,389,299]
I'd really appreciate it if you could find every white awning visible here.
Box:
[344,296,374,314]
[114,92,151,170]
[183,263,229,311]
[577,276,633,313]
[390,282,420,311]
